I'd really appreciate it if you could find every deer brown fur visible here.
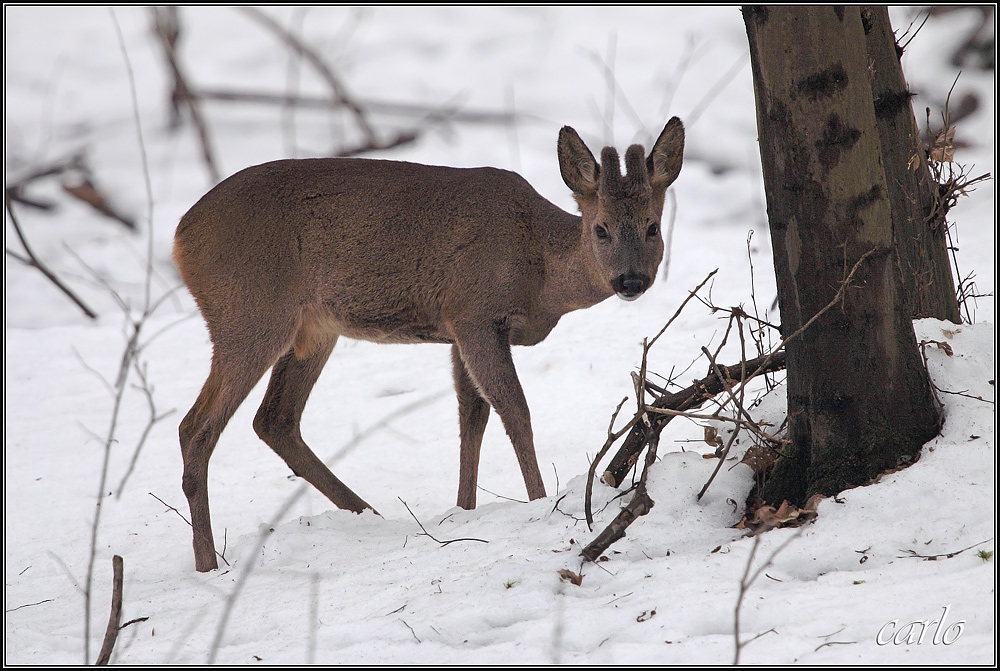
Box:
[174,118,684,571]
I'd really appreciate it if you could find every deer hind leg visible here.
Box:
[253,335,376,515]
[453,325,547,504]
[179,343,284,573]
[452,344,492,509]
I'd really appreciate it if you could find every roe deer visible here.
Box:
[174,118,685,571]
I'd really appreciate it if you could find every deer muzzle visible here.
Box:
[611,272,652,301]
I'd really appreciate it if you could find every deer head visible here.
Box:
[557,118,685,301]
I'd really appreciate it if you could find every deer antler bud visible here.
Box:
[624,145,650,194]
[599,147,623,197]
[599,145,651,198]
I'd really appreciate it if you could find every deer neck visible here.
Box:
[537,209,614,318]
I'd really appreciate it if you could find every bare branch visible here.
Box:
[581,426,659,562]
[198,88,521,125]
[5,152,86,211]
[604,249,874,490]
[5,196,98,320]
[238,6,377,145]
[603,350,787,488]
[95,555,124,665]
[150,7,220,183]
[648,269,718,349]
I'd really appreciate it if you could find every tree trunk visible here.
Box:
[742,6,942,505]
[861,6,961,323]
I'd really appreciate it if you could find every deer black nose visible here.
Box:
[612,273,649,301]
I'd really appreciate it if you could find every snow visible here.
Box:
[4,6,995,665]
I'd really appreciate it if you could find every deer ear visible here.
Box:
[647,117,685,190]
[558,126,600,197]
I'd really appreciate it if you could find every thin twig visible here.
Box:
[207,391,447,663]
[587,269,721,507]
[474,486,527,504]
[82,317,129,664]
[898,9,932,53]
[83,15,166,661]
[734,529,803,664]
[697,336,762,501]
[686,53,749,126]
[659,35,697,124]
[897,538,992,560]
[281,8,307,157]
[401,619,421,643]
[585,34,648,145]
[120,617,149,629]
[5,152,90,212]
[585,397,638,529]
[649,269,719,349]
[773,248,876,355]
[148,493,231,568]
[398,498,488,546]
[5,599,55,612]
[115,359,176,495]
[814,640,856,651]
[644,404,786,444]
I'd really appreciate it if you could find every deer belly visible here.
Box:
[309,302,451,345]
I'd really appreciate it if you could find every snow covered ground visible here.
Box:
[5,6,995,664]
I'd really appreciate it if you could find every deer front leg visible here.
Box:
[451,344,491,509]
[452,325,547,505]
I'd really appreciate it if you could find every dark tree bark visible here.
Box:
[743,6,942,505]
[861,6,961,323]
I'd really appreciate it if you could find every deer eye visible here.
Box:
[646,222,659,238]
[595,224,609,240]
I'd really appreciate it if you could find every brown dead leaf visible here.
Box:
[62,178,136,229]
[802,494,823,513]
[930,126,956,163]
[920,339,955,356]
[558,569,583,586]
[773,500,791,520]
[704,426,723,448]
[869,451,921,484]
[740,444,779,474]
[742,497,822,535]
[636,609,657,622]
